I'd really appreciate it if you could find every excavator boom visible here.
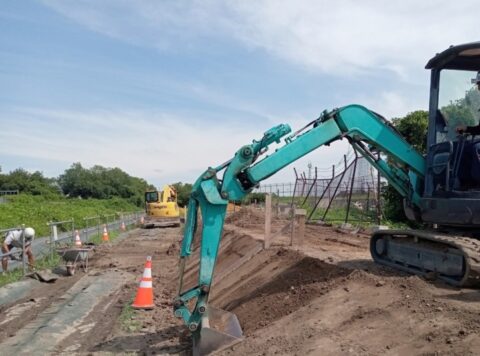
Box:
[173,104,430,354]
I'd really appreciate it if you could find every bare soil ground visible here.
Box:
[0,208,479,355]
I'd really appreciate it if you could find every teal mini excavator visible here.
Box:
[174,42,480,355]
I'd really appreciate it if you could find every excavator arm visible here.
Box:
[173,104,426,354]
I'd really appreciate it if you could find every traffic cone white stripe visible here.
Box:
[139,280,153,288]
[74,230,82,247]
[143,269,152,278]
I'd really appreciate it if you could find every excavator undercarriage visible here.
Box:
[371,230,480,287]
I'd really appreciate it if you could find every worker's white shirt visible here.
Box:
[4,230,32,248]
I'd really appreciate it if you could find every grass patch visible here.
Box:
[119,301,141,332]
[36,251,62,270]
[0,268,24,288]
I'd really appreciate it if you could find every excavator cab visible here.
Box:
[423,42,480,226]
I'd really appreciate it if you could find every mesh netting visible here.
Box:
[254,155,383,224]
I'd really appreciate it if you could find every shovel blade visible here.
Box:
[193,306,243,356]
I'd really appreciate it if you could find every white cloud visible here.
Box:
[42,0,479,80]
[0,107,312,184]
[351,90,428,119]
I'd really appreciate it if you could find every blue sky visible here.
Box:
[1,1,478,187]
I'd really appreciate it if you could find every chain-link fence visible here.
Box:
[297,155,383,224]
[253,152,384,225]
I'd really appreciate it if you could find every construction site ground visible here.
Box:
[1,208,480,355]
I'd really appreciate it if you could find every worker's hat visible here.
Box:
[24,227,35,240]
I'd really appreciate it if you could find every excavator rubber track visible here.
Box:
[370,230,480,288]
[142,217,181,229]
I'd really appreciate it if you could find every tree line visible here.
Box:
[0,163,157,207]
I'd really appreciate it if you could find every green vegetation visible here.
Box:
[308,205,376,224]
[35,251,62,270]
[441,88,480,130]
[391,110,429,153]
[383,110,428,223]
[1,163,156,207]
[0,194,139,238]
[0,168,59,196]
[0,268,23,287]
[59,163,154,206]
[242,192,266,204]
[171,182,193,207]
[119,301,141,332]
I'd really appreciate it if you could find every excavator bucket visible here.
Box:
[193,306,243,356]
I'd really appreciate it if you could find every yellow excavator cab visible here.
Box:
[143,185,181,228]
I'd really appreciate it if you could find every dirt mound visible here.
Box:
[182,228,264,292]
[225,208,265,225]
[207,221,480,355]
[221,248,350,334]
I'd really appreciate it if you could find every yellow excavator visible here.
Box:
[143,185,182,228]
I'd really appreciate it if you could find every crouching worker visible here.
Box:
[2,227,35,272]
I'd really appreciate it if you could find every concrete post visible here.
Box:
[291,209,306,247]
[21,224,26,275]
[264,194,272,249]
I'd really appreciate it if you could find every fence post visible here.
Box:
[70,218,74,244]
[21,224,26,275]
[97,216,101,240]
[291,209,306,247]
[345,153,358,224]
[376,152,382,224]
[264,194,272,249]
[84,218,89,243]
[275,190,280,218]
[49,222,53,257]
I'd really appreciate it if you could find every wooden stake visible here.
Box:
[264,194,272,249]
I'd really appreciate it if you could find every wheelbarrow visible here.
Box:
[56,247,94,276]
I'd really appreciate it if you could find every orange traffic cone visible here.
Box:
[132,256,154,309]
[74,230,82,247]
[121,221,126,231]
[102,224,109,242]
